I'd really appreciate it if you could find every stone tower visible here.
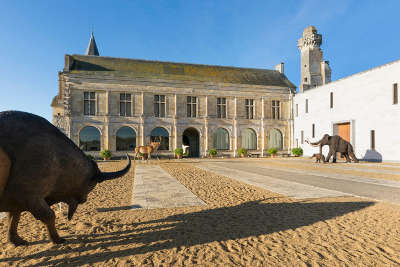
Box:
[298,26,331,92]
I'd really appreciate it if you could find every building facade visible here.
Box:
[51,35,296,157]
[294,28,400,161]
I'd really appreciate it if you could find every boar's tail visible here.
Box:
[0,147,11,196]
[97,154,131,182]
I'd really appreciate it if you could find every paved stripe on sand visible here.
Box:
[133,164,206,209]
[197,162,350,199]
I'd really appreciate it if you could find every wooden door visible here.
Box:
[337,123,350,159]
[337,123,350,142]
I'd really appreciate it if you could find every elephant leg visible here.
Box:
[325,150,334,163]
[8,211,28,246]
[29,198,65,244]
[332,154,337,163]
[349,152,359,163]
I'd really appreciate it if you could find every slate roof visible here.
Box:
[65,54,296,89]
[85,33,99,56]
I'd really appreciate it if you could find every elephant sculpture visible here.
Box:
[306,134,359,163]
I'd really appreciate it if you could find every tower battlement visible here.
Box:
[298,26,331,92]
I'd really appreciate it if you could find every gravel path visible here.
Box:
[0,160,399,266]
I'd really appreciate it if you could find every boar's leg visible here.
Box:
[67,199,78,220]
[29,199,65,244]
[8,211,28,246]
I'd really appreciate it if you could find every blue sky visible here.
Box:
[1,1,399,121]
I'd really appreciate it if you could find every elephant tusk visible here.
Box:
[306,139,320,147]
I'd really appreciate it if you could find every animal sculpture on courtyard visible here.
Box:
[182,144,190,155]
[310,153,326,163]
[134,138,161,160]
[0,111,131,246]
[306,134,359,163]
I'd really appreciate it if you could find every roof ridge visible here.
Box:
[72,54,277,72]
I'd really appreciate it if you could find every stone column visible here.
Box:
[261,97,265,157]
[233,96,238,157]
[204,95,209,157]
[104,119,110,150]
[173,94,178,150]
[105,90,110,115]
[140,92,144,146]
[204,118,208,157]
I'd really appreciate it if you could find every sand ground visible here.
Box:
[0,159,399,266]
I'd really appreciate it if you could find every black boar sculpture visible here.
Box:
[0,111,131,245]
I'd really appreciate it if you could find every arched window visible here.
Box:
[150,127,169,150]
[116,127,136,151]
[79,126,101,151]
[213,128,229,150]
[268,128,283,150]
[242,128,257,150]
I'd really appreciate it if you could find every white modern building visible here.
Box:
[294,27,400,161]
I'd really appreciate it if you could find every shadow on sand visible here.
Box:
[1,199,375,266]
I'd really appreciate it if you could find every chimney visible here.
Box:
[64,55,74,71]
[275,62,284,74]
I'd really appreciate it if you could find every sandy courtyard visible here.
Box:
[0,159,399,266]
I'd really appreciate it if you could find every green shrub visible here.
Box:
[268,147,278,155]
[209,148,217,156]
[100,149,112,160]
[174,148,183,156]
[237,148,248,156]
[291,147,303,157]
[86,154,94,160]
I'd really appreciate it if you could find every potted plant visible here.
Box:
[86,154,95,160]
[174,148,184,159]
[209,148,217,158]
[139,152,145,160]
[237,148,248,158]
[100,149,112,160]
[291,147,303,157]
[268,147,277,158]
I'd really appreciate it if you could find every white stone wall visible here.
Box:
[294,60,400,162]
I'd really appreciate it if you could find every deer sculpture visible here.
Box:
[134,137,162,160]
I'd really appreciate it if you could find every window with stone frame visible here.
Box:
[312,123,315,138]
[154,95,166,117]
[217,97,227,118]
[119,93,132,116]
[84,92,96,116]
[245,99,255,119]
[186,96,197,118]
[272,100,280,120]
[305,99,309,113]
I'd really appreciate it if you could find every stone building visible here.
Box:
[294,27,400,161]
[51,33,296,157]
